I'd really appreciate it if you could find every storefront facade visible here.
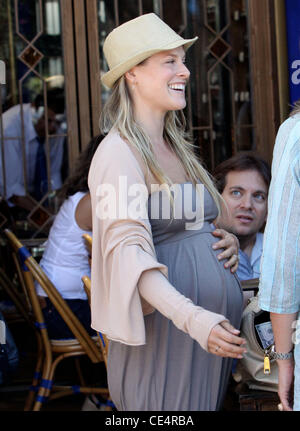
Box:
[0,0,296,235]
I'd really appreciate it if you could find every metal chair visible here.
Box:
[82,233,92,254]
[82,233,92,266]
[4,228,109,411]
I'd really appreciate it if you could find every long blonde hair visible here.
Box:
[100,76,221,214]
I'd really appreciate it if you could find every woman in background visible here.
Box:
[36,135,103,339]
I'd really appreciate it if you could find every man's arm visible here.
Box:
[271,312,297,353]
[271,312,297,411]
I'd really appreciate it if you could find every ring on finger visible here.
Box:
[232,254,239,261]
[215,346,221,353]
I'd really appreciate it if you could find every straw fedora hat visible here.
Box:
[101,13,198,89]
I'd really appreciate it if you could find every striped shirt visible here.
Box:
[258,113,300,314]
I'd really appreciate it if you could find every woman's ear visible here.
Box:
[125,69,136,85]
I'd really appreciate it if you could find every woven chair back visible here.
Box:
[4,229,102,364]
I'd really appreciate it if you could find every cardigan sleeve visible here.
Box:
[88,131,227,347]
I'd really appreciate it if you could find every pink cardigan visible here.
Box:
[88,130,227,349]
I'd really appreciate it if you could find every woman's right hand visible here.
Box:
[207,321,247,358]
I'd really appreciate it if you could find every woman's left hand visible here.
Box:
[211,228,239,273]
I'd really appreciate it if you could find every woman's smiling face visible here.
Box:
[126,46,190,115]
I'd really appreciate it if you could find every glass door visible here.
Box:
[0,0,68,236]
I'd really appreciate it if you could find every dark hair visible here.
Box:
[213,152,271,194]
[34,87,65,114]
[58,135,104,202]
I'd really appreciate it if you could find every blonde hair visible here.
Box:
[100,76,221,214]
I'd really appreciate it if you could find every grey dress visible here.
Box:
[107,184,243,411]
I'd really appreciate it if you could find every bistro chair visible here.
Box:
[0,265,31,325]
[4,228,109,411]
[82,233,92,266]
[82,233,92,254]
[0,229,46,410]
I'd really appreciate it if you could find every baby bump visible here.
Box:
[155,232,243,326]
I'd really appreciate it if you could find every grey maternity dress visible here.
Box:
[107,184,243,411]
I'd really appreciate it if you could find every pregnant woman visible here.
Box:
[89,13,245,411]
